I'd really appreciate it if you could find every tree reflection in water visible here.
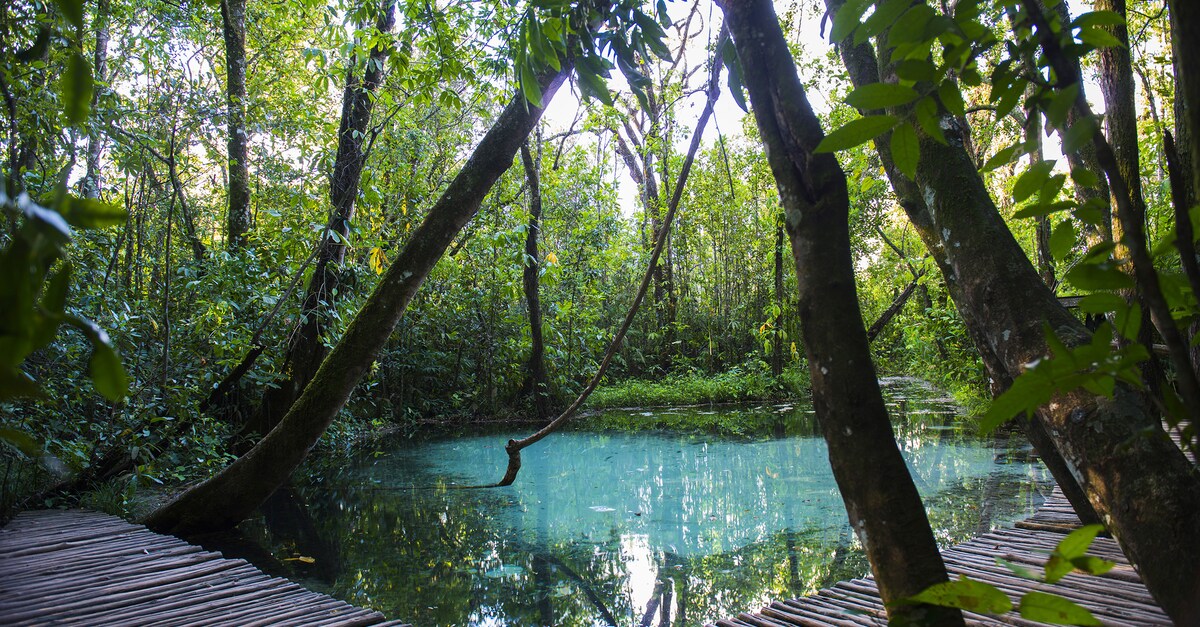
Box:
[230,379,1051,626]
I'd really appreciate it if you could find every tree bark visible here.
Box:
[519,140,551,419]
[249,0,396,437]
[1046,2,1113,245]
[221,0,251,248]
[826,0,1200,618]
[772,215,784,376]
[826,0,1103,530]
[80,0,109,200]
[866,271,922,343]
[142,67,570,536]
[718,2,963,623]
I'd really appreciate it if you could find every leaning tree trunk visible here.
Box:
[519,141,551,419]
[249,0,396,437]
[718,1,963,623]
[142,67,570,537]
[221,0,251,248]
[825,0,1200,620]
[825,0,1104,529]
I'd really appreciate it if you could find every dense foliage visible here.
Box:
[0,0,1187,544]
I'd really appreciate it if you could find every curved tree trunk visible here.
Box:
[718,2,963,623]
[143,67,570,537]
[249,0,396,437]
[221,0,251,248]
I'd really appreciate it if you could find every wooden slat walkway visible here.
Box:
[0,509,409,626]
[710,489,1170,626]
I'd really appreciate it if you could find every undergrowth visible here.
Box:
[588,361,811,409]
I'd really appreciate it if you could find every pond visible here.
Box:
[227,379,1053,626]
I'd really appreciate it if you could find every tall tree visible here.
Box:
[221,0,251,247]
[248,0,396,437]
[825,0,1200,619]
[519,139,552,418]
[80,0,110,200]
[717,1,962,623]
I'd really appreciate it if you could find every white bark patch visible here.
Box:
[852,518,869,548]
[1002,329,1011,342]
[820,366,829,375]
[784,204,802,229]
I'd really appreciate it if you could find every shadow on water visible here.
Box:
[214,378,1052,626]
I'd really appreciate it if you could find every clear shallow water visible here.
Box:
[227,380,1053,626]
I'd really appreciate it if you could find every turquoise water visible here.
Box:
[231,380,1052,626]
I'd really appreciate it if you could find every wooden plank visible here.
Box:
[707,491,1172,627]
[0,509,407,626]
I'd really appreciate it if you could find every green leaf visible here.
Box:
[1044,553,1074,584]
[89,342,128,402]
[41,263,72,316]
[1045,83,1080,130]
[887,4,938,48]
[1074,197,1110,226]
[1018,591,1101,625]
[61,197,127,228]
[815,115,898,153]
[1062,115,1097,155]
[0,367,40,401]
[721,37,748,113]
[845,83,920,110]
[575,63,613,106]
[938,82,965,117]
[1050,221,1076,261]
[894,59,938,83]
[915,96,947,144]
[907,577,1013,614]
[1077,25,1122,49]
[1072,10,1125,28]
[890,122,919,179]
[1056,524,1105,560]
[55,0,85,29]
[996,557,1041,581]
[1069,555,1115,576]
[520,59,543,107]
[1013,161,1055,203]
[1065,261,1134,291]
[982,144,1021,172]
[831,0,873,43]
[61,51,93,126]
[1078,293,1125,314]
[858,0,913,43]
[1071,167,1100,189]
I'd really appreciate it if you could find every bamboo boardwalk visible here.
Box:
[0,509,409,626]
[709,489,1170,627]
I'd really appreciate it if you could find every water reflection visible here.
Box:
[228,380,1052,626]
